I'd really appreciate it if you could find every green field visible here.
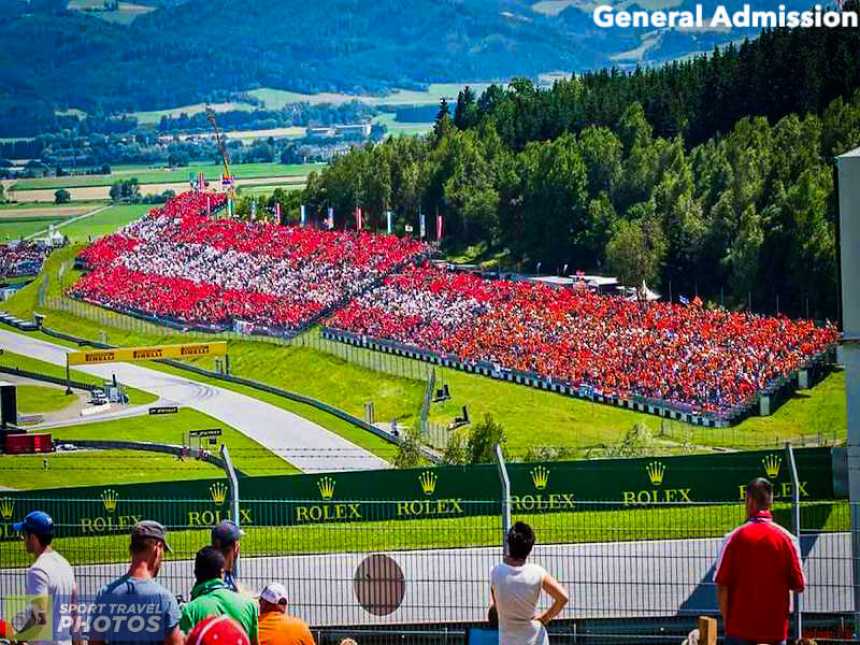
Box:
[0,204,148,242]
[0,500,847,568]
[0,217,65,241]
[17,384,76,414]
[372,113,434,137]
[60,204,150,242]
[10,163,323,191]
[249,83,494,109]
[0,407,297,491]
[0,243,846,463]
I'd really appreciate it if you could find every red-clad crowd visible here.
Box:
[0,241,52,278]
[327,264,839,416]
[71,191,429,332]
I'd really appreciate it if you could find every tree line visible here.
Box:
[303,81,860,321]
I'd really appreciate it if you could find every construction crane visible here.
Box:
[205,106,235,207]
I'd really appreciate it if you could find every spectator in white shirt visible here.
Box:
[490,522,568,645]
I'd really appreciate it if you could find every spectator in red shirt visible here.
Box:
[714,477,805,645]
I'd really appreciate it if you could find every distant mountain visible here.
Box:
[0,0,827,117]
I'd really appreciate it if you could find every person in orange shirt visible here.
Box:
[257,583,315,645]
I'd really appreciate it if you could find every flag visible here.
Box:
[206,195,211,217]
[327,207,335,230]
[436,214,443,240]
[300,204,306,227]
[679,295,690,306]
[274,202,282,225]
[419,212,426,239]
[250,200,257,221]
[355,207,363,231]
[386,210,393,235]
[692,296,703,307]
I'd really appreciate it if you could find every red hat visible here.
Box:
[185,616,249,645]
[0,618,12,640]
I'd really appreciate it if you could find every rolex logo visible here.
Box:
[646,462,666,486]
[210,482,228,506]
[0,497,14,521]
[530,466,550,491]
[317,476,336,500]
[762,454,782,479]
[101,489,119,513]
[418,471,437,496]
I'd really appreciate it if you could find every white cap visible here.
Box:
[260,582,288,605]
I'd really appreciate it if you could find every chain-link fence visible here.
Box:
[0,496,855,643]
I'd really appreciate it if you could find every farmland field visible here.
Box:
[0,217,65,241]
[249,83,495,109]
[59,204,150,242]
[132,101,257,125]
[10,176,309,203]
[10,162,322,191]
[372,113,433,137]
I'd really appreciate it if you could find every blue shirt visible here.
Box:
[92,575,181,644]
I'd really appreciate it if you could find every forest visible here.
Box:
[301,13,860,321]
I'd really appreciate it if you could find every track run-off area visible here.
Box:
[0,330,388,473]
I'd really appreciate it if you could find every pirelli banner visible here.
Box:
[0,448,842,540]
[67,342,227,366]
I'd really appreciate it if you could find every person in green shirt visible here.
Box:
[180,546,259,644]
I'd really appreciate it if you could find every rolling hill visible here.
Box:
[0,0,830,118]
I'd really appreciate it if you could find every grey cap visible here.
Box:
[131,520,173,552]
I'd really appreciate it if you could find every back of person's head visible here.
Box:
[130,536,160,557]
[745,477,773,510]
[194,546,226,583]
[507,521,535,560]
[186,616,249,645]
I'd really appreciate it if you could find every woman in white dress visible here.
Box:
[490,522,569,644]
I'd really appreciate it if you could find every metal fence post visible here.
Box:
[220,444,241,577]
[494,443,511,557]
[785,441,802,640]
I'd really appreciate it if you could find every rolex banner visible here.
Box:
[0,448,840,540]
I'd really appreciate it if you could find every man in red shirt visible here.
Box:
[714,477,805,645]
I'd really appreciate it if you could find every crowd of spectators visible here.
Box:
[0,241,51,278]
[72,191,428,333]
[326,263,839,417]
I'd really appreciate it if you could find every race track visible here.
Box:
[0,533,851,627]
[0,330,389,472]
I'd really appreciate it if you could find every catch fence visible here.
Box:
[0,498,854,643]
[0,471,856,644]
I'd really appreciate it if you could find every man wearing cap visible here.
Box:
[14,510,77,645]
[90,521,182,645]
[180,547,258,644]
[211,520,243,593]
[258,583,314,645]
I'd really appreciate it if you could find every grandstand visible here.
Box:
[66,191,839,427]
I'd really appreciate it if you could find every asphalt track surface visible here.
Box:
[0,330,389,472]
[0,533,851,627]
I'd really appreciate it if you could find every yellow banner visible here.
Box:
[67,342,227,366]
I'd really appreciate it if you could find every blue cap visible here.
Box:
[13,510,54,536]
[211,520,243,546]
